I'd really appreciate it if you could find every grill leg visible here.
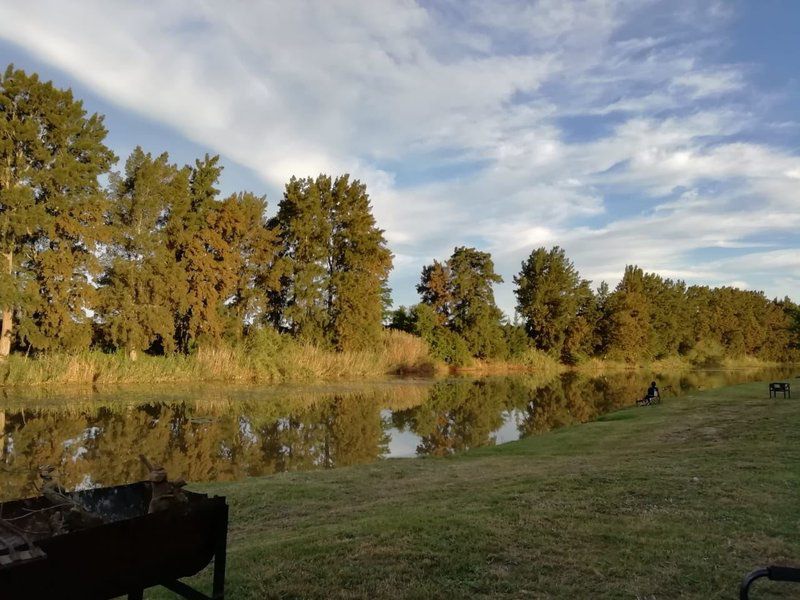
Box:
[212,503,229,599]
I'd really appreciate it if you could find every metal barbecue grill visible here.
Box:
[0,482,227,600]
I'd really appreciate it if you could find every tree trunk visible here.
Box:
[0,409,5,459]
[0,251,12,358]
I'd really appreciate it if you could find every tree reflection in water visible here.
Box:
[0,367,791,500]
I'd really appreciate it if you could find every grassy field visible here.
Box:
[142,381,797,598]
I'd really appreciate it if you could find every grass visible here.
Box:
[140,380,800,599]
[0,332,790,389]
[458,349,566,378]
[0,330,436,387]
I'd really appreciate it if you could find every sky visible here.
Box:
[1,0,798,316]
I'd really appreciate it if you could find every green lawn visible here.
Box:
[151,381,800,599]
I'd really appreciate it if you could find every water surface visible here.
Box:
[0,367,792,501]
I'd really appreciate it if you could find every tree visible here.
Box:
[0,65,115,355]
[388,306,415,333]
[562,280,598,363]
[416,260,451,325]
[271,174,392,351]
[513,246,589,361]
[168,156,285,352]
[418,247,506,359]
[222,191,283,340]
[98,148,189,356]
[410,302,471,365]
[328,175,393,350]
[269,175,331,344]
[593,281,612,355]
[642,274,690,358]
[604,266,651,362]
[786,299,800,353]
[447,247,505,357]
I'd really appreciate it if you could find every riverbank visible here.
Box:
[154,381,798,599]
[0,333,787,388]
[0,330,438,387]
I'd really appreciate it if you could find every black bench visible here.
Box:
[769,382,791,398]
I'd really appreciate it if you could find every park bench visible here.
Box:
[741,565,800,599]
[768,382,791,399]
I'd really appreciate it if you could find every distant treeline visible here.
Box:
[391,247,799,365]
[1,65,798,366]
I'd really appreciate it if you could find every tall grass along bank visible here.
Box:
[0,330,791,388]
[0,330,434,387]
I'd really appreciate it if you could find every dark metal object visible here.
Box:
[740,565,800,599]
[768,382,791,398]
[0,482,228,600]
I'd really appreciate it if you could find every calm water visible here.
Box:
[0,367,793,500]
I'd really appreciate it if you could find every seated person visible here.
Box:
[637,381,660,405]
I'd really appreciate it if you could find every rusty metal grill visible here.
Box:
[0,482,227,600]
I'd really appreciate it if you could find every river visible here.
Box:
[0,367,793,500]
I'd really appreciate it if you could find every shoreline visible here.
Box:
[0,346,792,390]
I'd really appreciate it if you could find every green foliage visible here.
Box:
[271,175,392,351]
[98,148,189,354]
[387,305,415,333]
[328,176,393,351]
[789,300,800,350]
[408,303,471,365]
[416,260,451,325]
[417,247,506,359]
[641,273,687,358]
[501,323,530,358]
[1,65,115,353]
[514,246,594,362]
[604,266,651,363]
[170,154,237,351]
[1,65,798,370]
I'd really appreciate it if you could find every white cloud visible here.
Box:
[672,69,744,99]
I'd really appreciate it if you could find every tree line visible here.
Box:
[1,65,798,364]
[391,246,799,365]
[0,66,390,358]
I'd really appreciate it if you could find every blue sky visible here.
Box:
[1,0,798,316]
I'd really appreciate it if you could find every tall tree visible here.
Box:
[271,174,392,350]
[167,155,281,352]
[222,191,283,339]
[513,246,588,360]
[447,246,505,357]
[562,280,598,363]
[328,175,392,350]
[642,273,690,358]
[0,65,115,355]
[593,281,612,355]
[416,260,451,325]
[98,148,189,356]
[418,247,505,359]
[605,266,651,362]
[270,176,331,344]
[167,155,228,351]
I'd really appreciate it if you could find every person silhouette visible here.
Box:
[646,381,659,403]
[637,381,660,406]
